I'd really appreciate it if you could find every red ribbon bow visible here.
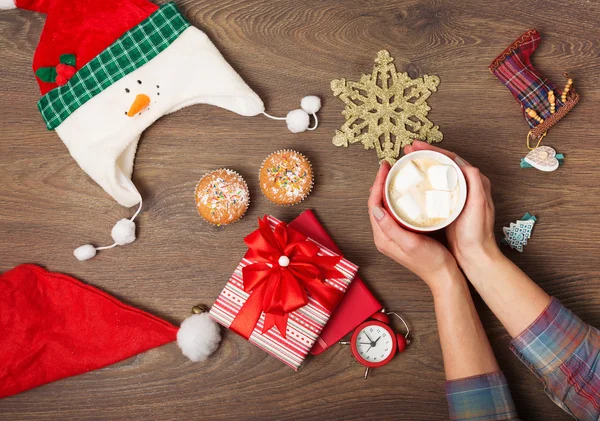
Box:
[230,216,344,339]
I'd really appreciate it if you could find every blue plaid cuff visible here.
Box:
[446,372,518,421]
[510,297,588,377]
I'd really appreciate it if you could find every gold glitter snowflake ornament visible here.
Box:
[331,50,443,164]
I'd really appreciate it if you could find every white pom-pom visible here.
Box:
[286,109,310,133]
[74,244,97,261]
[278,255,290,267]
[111,218,136,245]
[177,313,221,362]
[0,0,16,10]
[300,96,321,114]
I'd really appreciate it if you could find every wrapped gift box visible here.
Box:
[209,215,358,370]
[288,210,381,355]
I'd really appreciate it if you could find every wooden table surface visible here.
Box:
[1,0,599,419]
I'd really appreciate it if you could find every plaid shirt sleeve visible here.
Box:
[511,297,600,420]
[446,372,519,420]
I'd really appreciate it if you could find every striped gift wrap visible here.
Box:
[209,215,358,370]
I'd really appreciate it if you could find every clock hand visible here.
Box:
[373,336,382,344]
[364,332,374,342]
[358,342,371,345]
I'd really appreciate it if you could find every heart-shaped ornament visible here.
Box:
[524,146,559,172]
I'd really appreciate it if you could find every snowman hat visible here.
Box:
[0,264,221,398]
[1,0,322,260]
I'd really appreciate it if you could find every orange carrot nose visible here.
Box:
[127,94,150,117]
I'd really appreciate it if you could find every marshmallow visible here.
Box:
[395,192,423,221]
[427,165,458,191]
[426,190,453,219]
[393,161,424,194]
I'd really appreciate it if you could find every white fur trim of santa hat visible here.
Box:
[0,0,16,9]
[177,312,221,362]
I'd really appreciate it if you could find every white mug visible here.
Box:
[384,150,468,232]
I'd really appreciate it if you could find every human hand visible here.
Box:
[368,161,458,292]
[404,141,498,270]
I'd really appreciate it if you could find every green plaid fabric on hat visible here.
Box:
[37,2,190,130]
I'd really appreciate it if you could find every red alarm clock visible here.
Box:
[342,310,410,378]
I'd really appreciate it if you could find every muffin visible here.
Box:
[195,169,249,226]
[259,150,313,205]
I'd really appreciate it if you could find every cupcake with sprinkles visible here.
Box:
[259,150,313,206]
[195,169,250,226]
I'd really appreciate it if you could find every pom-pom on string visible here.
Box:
[73,194,143,261]
[262,95,321,133]
[300,95,321,130]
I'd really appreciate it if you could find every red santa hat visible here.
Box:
[0,0,321,260]
[0,264,221,398]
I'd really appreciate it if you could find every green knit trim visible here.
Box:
[37,2,190,130]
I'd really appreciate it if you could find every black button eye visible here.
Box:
[125,88,130,93]
[137,80,142,84]
[156,85,160,88]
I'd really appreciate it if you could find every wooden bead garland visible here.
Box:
[561,78,573,103]
[525,107,544,124]
[548,91,555,114]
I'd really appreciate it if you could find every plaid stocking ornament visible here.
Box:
[489,29,579,141]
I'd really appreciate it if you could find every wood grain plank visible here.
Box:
[1,0,598,419]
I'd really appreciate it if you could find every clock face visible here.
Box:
[350,320,397,368]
